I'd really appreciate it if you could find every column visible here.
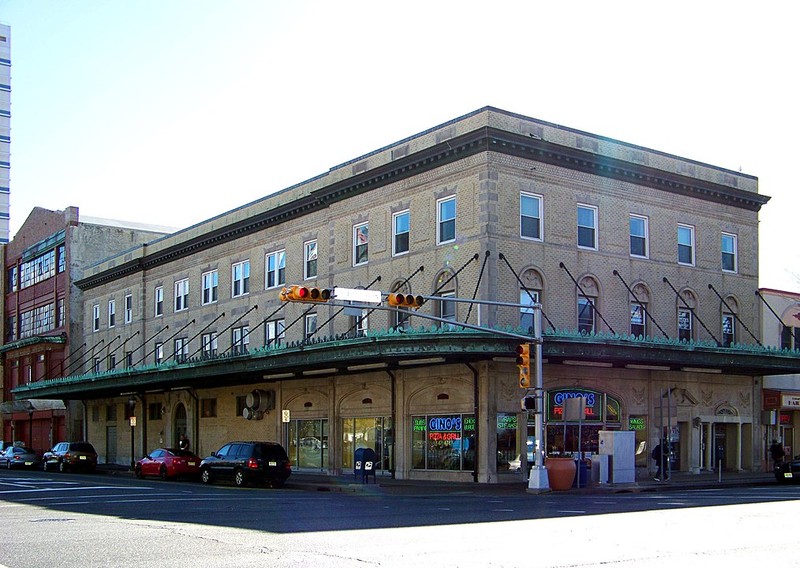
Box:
[704,422,713,471]
[736,422,743,472]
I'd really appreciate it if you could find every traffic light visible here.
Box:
[516,343,531,388]
[280,285,331,302]
[387,292,425,310]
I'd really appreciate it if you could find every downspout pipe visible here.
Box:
[466,362,479,484]
[385,369,397,479]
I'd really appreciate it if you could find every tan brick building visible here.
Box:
[15,107,800,483]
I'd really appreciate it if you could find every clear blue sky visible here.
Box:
[1,1,797,290]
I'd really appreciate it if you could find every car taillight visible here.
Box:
[247,457,258,469]
[64,452,71,460]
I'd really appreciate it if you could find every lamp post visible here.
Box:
[127,398,137,471]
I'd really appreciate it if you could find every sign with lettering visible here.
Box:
[782,395,800,409]
[629,416,646,430]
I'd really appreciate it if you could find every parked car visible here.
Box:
[200,441,291,487]
[42,441,98,473]
[0,445,40,469]
[774,456,800,483]
[135,448,201,480]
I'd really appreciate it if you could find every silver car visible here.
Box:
[0,446,40,469]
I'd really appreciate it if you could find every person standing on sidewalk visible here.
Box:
[652,441,669,481]
[770,439,784,469]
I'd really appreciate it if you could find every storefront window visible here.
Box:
[544,388,622,456]
[411,414,475,471]
[496,413,519,472]
[341,417,393,473]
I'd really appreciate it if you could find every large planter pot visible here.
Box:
[545,457,577,491]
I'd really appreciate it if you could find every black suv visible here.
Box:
[200,441,291,487]
[42,441,98,472]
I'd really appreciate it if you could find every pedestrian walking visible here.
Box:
[770,439,784,468]
[652,441,669,481]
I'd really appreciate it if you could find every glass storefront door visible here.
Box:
[342,417,393,474]
[287,419,328,470]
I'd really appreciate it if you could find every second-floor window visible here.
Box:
[678,308,693,341]
[353,223,368,266]
[722,313,735,347]
[438,291,457,331]
[202,332,218,357]
[175,279,189,312]
[520,288,540,334]
[174,337,188,363]
[154,342,164,364]
[232,260,250,297]
[520,192,542,240]
[721,233,737,273]
[202,270,218,305]
[108,299,116,328]
[232,326,249,355]
[577,296,596,334]
[577,204,597,250]
[393,210,410,255]
[266,250,286,289]
[266,319,285,347]
[630,303,647,338]
[304,240,317,279]
[304,313,317,339]
[781,325,800,351]
[678,224,695,266]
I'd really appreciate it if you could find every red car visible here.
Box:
[135,448,201,480]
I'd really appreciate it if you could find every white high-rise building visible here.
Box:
[0,24,10,243]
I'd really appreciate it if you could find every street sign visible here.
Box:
[332,287,382,304]
[282,409,291,423]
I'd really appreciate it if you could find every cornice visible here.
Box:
[76,126,766,290]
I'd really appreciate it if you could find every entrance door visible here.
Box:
[173,403,187,446]
[106,425,117,465]
[287,419,328,470]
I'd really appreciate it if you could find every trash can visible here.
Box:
[354,447,377,484]
[572,459,589,488]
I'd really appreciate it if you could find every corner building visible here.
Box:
[16,107,800,482]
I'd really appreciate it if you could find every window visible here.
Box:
[232,260,250,297]
[106,404,117,422]
[174,279,189,311]
[350,306,369,337]
[154,342,164,364]
[353,223,368,266]
[57,245,66,273]
[7,266,16,292]
[678,224,695,265]
[148,403,163,421]
[304,240,318,279]
[57,299,65,328]
[174,337,188,363]
[304,313,317,339]
[92,304,100,332]
[124,294,133,324]
[630,303,647,338]
[108,354,116,371]
[411,414,475,471]
[232,326,249,355]
[437,197,456,244]
[125,351,133,368]
[578,296,596,334]
[722,313,735,347]
[577,204,597,249]
[520,192,542,240]
[393,210,410,255]
[202,270,218,305]
[722,233,737,273]
[781,326,800,351]
[266,250,286,289]
[266,319,285,347]
[438,291,457,331]
[93,358,100,374]
[108,299,116,328]
[678,308,693,342]
[201,332,218,358]
[630,214,648,258]
[155,286,164,317]
[201,398,217,418]
[520,288,540,334]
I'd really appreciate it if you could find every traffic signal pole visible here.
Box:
[527,308,549,493]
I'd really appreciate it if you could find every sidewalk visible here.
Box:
[97,464,776,495]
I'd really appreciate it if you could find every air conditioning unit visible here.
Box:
[242,407,264,421]
[246,389,275,412]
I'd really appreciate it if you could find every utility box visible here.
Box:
[598,430,636,484]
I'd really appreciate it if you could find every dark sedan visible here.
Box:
[135,448,201,480]
[0,446,40,469]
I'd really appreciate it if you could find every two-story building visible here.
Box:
[13,107,800,482]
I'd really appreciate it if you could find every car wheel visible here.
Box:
[200,468,212,484]
[159,467,169,481]
[134,465,143,479]
[42,460,49,472]
[58,460,67,473]
[233,469,247,487]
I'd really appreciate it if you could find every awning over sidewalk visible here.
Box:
[0,399,66,414]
